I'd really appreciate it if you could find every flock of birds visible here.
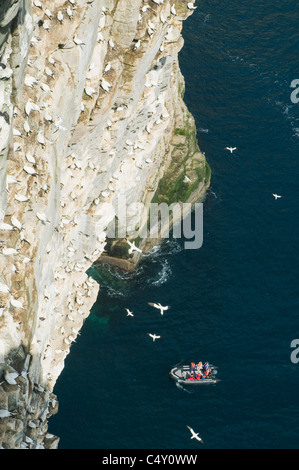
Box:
[125,301,170,342]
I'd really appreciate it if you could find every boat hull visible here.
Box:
[169,365,219,385]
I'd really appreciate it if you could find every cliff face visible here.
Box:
[0,0,209,448]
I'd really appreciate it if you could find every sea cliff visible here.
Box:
[0,0,209,448]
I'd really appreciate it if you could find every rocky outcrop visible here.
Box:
[0,0,209,448]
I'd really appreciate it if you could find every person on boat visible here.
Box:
[190,362,196,374]
[203,362,211,376]
[188,373,196,381]
[196,362,203,374]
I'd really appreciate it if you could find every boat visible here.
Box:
[169,364,219,385]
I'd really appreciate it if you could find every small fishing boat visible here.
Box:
[169,364,219,385]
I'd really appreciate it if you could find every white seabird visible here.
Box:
[184,175,192,183]
[24,74,38,88]
[125,308,134,317]
[0,222,14,231]
[148,333,161,342]
[23,120,31,135]
[25,153,36,165]
[0,281,11,294]
[44,8,52,18]
[57,11,64,23]
[84,86,96,97]
[225,146,237,153]
[73,35,85,46]
[4,370,19,385]
[45,66,54,78]
[11,216,22,231]
[33,0,42,9]
[273,193,282,199]
[2,247,19,256]
[187,2,197,10]
[10,297,24,309]
[126,239,142,255]
[36,212,50,224]
[148,302,170,315]
[23,165,37,176]
[66,7,73,18]
[15,194,29,202]
[104,62,111,73]
[186,426,204,444]
[171,4,177,15]
[133,40,141,50]
[101,78,112,92]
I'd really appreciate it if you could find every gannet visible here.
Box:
[45,67,54,78]
[11,216,22,231]
[37,132,45,146]
[148,302,170,315]
[73,36,85,45]
[44,8,52,18]
[23,121,31,135]
[23,165,37,176]
[125,308,134,317]
[66,7,73,18]
[187,2,197,10]
[225,147,237,153]
[25,153,36,165]
[108,38,115,49]
[25,74,38,88]
[101,78,112,92]
[25,100,40,117]
[186,426,204,444]
[126,239,142,254]
[7,175,20,185]
[0,222,13,231]
[33,0,42,9]
[133,40,141,50]
[4,370,19,385]
[10,297,24,309]
[13,128,22,137]
[57,11,64,23]
[171,5,177,15]
[2,247,19,255]
[148,333,161,342]
[36,212,50,224]
[40,82,51,93]
[0,281,11,294]
[273,193,282,199]
[84,86,96,97]
[15,194,29,202]
[104,62,111,73]
[184,175,192,183]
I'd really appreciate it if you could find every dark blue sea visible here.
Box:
[49,0,299,449]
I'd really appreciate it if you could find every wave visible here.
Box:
[150,260,172,287]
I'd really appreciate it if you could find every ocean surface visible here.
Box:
[49,0,299,449]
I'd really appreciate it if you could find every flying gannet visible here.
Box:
[225,147,237,153]
[125,308,134,317]
[187,2,197,10]
[272,193,282,199]
[148,302,170,315]
[126,239,142,255]
[148,333,161,342]
[186,426,204,444]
